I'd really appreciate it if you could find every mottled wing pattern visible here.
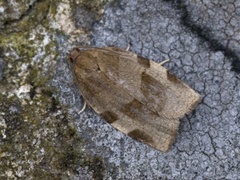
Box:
[71,47,200,152]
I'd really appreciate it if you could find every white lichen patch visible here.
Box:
[18,63,29,79]
[0,7,5,13]
[52,1,75,34]
[28,27,56,66]
[15,84,31,99]
[41,34,51,47]
[5,170,13,177]
[0,116,7,139]
[50,0,88,42]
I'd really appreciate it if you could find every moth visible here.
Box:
[68,47,200,152]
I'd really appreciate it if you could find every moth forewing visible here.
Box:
[68,47,200,152]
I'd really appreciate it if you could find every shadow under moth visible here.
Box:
[68,47,200,152]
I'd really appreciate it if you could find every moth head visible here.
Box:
[68,48,81,63]
[68,48,100,73]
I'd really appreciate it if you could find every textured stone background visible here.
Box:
[0,0,240,179]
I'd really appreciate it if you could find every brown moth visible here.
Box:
[68,47,200,152]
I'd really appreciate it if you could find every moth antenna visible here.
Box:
[125,34,131,51]
[126,43,130,51]
[78,100,87,114]
[160,59,170,66]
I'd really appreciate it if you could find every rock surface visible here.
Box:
[0,0,240,179]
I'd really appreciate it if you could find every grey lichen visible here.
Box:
[0,0,110,179]
[0,93,105,179]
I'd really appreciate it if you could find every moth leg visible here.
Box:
[78,100,87,114]
[125,34,131,51]
[159,59,170,66]
[126,43,130,51]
